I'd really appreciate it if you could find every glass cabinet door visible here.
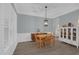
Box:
[68,28,71,40]
[64,29,66,38]
[73,28,76,41]
[61,29,63,38]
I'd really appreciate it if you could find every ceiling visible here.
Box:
[14,3,79,18]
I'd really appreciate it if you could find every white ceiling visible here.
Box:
[14,3,79,18]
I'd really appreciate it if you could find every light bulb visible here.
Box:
[44,22,48,25]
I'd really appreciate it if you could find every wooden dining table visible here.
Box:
[35,33,55,48]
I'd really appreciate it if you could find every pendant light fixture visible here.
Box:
[44,6,48,26]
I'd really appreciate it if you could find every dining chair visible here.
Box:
[44,33,55,48]
[35,34,45,48]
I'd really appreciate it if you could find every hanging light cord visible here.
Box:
[45,6,47,21]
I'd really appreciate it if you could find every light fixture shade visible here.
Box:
[44,22,48,25]
[44,22,48,26]
[44,19,48,22]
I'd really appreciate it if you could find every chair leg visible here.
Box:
[36,42,39,48]
[51,39,55,47]
[39,42,42,48]
[43,41,47,48]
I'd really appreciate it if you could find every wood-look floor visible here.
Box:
[13,40,79,55]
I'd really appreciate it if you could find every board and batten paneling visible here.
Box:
[0,3,17,55]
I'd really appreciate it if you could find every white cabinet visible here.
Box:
[59,27,79,48]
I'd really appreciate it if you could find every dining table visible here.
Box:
[35,33,55,48]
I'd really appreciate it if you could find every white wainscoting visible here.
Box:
[17,33,32,43]
[2,41,17,55]
[0,4,17,55]
[17,32,56,43]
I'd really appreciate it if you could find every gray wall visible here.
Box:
[51,18,59,35]
[17,14,54,33]
[17,14,35,33]
[47,9,79,35]
[58,9,79,27]
[17,9,79,34]
[51,9,79,35]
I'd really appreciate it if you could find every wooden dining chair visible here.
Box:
[44,33,55,48]
[35,34,45,48]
